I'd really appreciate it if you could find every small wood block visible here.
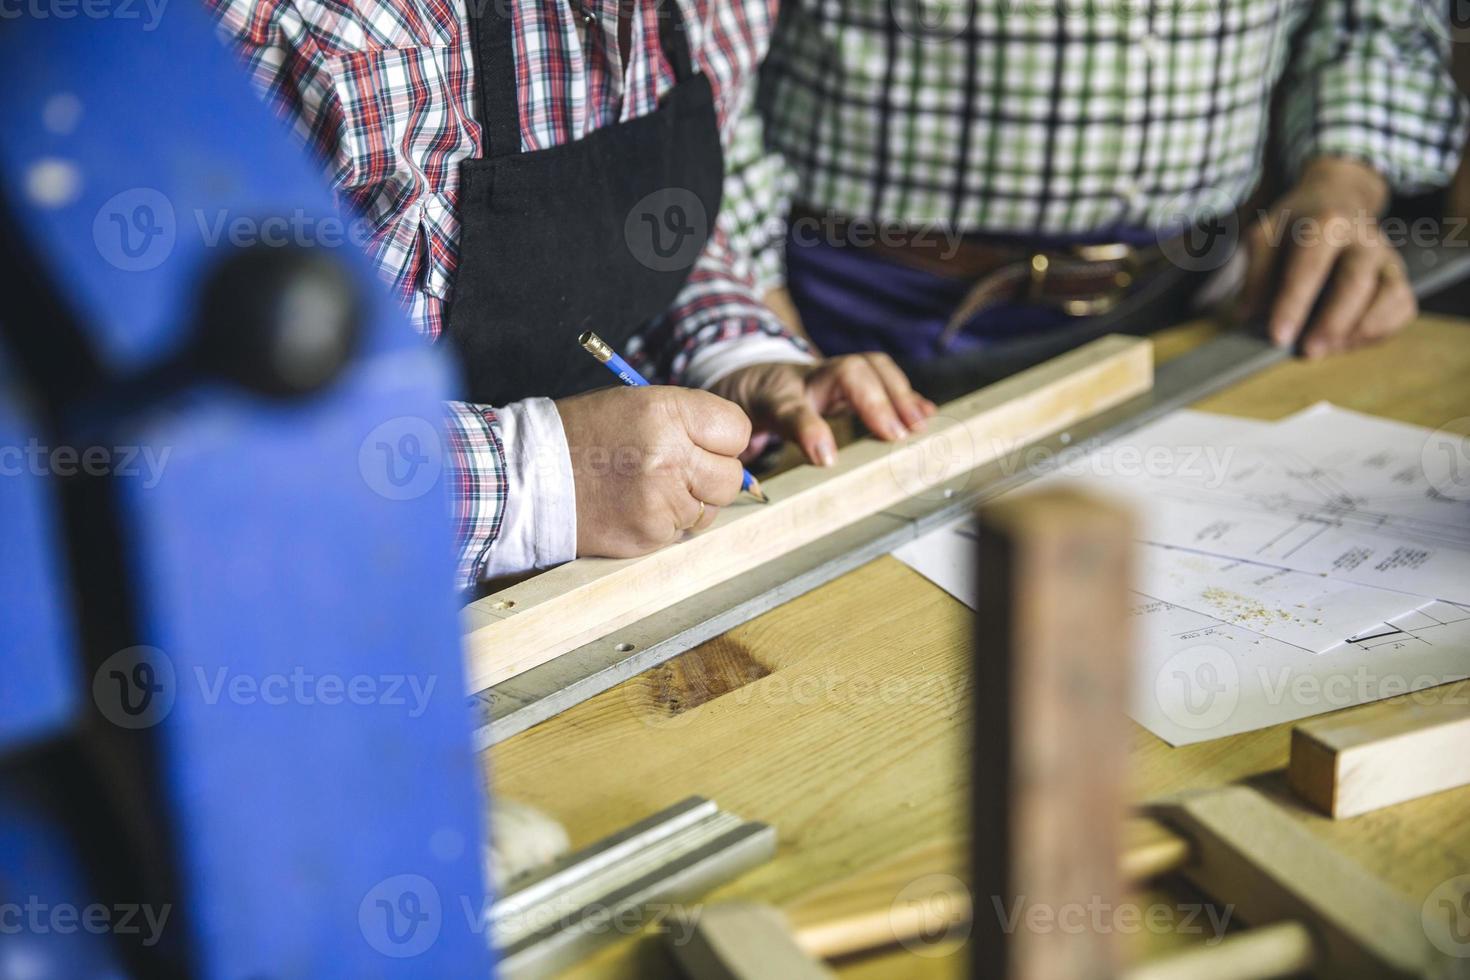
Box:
[668,902,833,980]
[971,487,1136,980]
[1288,697,1470,819]
[463,335,1152,691]
[1148,785,1443,979]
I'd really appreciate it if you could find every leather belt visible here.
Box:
[790,207,1171,350]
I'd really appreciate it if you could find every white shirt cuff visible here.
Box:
[482,397,577,578]
[682,334,817,389]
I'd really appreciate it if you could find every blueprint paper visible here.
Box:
[892,520,1470,745]
[1130,597,1470,745]
[1136,545,1428,655]
[1036,405,1470,604]
[893,405,1470,744]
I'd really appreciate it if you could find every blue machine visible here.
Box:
[0,8,494,978]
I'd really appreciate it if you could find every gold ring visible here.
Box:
[692,500,706,529]
[1380,261,1405,281]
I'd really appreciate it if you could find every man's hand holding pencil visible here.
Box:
[556,384,751,557]
[558,335,931,559]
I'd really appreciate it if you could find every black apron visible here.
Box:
[447,0,724,404]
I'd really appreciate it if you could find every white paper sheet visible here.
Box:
[1136,545,1429,654]
[891,404,1470,745]
[892,520,1470,745]
[1030,404,1470,604]
[1130,597,1470,745]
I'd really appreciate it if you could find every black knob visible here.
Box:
[193,243,361,397]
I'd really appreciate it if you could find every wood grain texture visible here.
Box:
[1289,699,1470,819]
[1166,315,1470,430]
[490,317,1470,980]
[971,489,1135,980]
[463,335,1152,690]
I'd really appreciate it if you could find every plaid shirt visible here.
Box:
[210,0,805,587]
[751,0,1468,285]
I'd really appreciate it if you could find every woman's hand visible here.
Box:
[709,354,937,465]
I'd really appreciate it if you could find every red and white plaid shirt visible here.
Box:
[210,0,807,587]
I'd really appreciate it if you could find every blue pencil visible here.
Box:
[578,331,769,504]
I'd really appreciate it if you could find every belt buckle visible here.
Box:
[1031,242,1139,317]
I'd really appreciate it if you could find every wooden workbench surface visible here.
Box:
[490,316,1470,978]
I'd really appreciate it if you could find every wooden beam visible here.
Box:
[1148,785,1444,979]
[676,816,1202,974]
[782,838,965,960]
[970,487,1136,980]
[1119,921,1317,980]
[1120,815,1195,883]
[1288,697,1470,818]
[779,817,1195,963]
[463,335,1152,691]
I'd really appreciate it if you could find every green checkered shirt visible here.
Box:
[728,0,1467,288]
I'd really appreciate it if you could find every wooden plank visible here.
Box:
[463,334,1152,690]
[1148,785,1443,979]
[1288,698,1470,819]
[970,488,1136,980]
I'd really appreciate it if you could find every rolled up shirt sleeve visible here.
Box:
[637,233,816,390]
[1280,0,1469,195]
[444,398,576,590]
